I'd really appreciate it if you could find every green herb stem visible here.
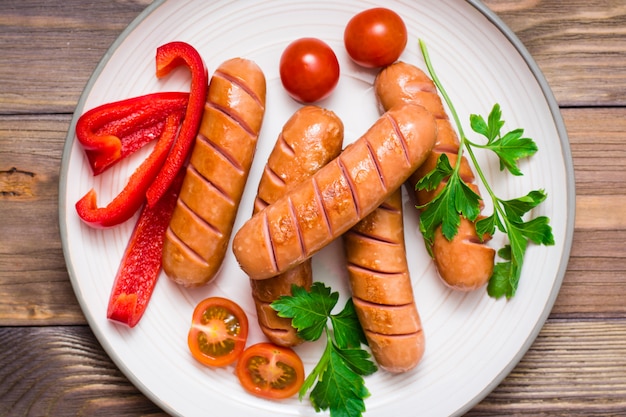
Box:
[418,39,554,298]
[419,40,466,178]
[419,40,509,235]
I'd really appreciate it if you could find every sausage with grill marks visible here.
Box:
[162,58,266,287]
[344,189,425,372]
[374,61,495,291]
[232,103,437,281]
[249,105,343,346]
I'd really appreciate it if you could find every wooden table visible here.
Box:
[1,0,625,415]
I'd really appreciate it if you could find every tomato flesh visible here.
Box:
[344,7,408,68]
[236,343,305,400]
[279,37,340,103]
[188,297,248,367]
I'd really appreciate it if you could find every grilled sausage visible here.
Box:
[344,189,425,372]
[250,105,344,346]
[374,61,495,291]
[232,103,437,280]
[162,58,266,287]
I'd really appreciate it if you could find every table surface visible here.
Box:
[1,0,625,416]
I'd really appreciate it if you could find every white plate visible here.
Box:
[59,1,575,416]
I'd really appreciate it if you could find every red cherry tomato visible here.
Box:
[344,8,408,68]
[236,343,305,400]
[279,37,340,103]
[187,297,248,367]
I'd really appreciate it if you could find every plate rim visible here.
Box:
[58,1,576,416]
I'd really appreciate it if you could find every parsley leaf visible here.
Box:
[272,282,337,341]
[310,346,370,417]
[331,298,367,349]
[470,103,504,141]
[417,169,482,244]
[416,152,454,191]
[419,39,555,299]
[271,282,377,417]
[470,105,538,176]
[500,189,547,221]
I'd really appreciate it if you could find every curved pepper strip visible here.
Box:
[75,112,183,228]
[107,171,184,328]
[145,41,209,207]
[75,92,189,175]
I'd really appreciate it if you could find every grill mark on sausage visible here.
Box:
[337,157,361,218]
[346,256,405,279]
[466,235,487,244]
[385,113,411,167]
[311,175,333,243]
[261,324,289,333]
[165,227,210,267]
[178,198,224,238]
[210,71,264,139]
[187,163,235,207]
[260,322,289,335]
[346,228,400,246]
[365,328,422,337]
[353,295,415,313]
[377,198,399,213]
[262,212,279,275]
[254,165,286,210]
[266,165,288,188]
[253,132,295,212]
[365,140,388,191]
[278,132,296,156]
[254,198,268,213]
[206,98,257,139]
[196,129,246,174]
[287,196,307,259]
[436,144,459,154]
[215,69,265,110]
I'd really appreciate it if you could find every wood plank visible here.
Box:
[576,195,626,230]
[564,107,626,197]
[2,108,626,324]
[483,0,626,107]
[0,326,165,416]
[0,114,85,324]
[0,0,150,114]
[468,318,626,416]
[540,108,626,315]
[1,320,625,416]
[1,0,625,113]
[554,229,626,316]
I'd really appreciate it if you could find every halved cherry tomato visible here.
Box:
[279,37,340,103]
[188,297,248,367]
[236,343,305,400]
[344,8,408,68]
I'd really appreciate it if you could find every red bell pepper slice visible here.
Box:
[76,92,189,175]
[75,112,184,228]
[106,171,184,328]
[145,41,208,207]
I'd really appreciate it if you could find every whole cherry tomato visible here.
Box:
[236,343,305,400]
[344,8,408,68]
[279,37,340,103]
[187,297,248,367]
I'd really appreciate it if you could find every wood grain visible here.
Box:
[0,0,151,115]
[468,319,626,416]
[0,115,85,325]
[0,326,165,417]
[2,320,625,416]
[483,0,626,106]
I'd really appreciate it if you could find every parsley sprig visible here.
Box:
[417,40,555,299]
[271,282,377,417]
